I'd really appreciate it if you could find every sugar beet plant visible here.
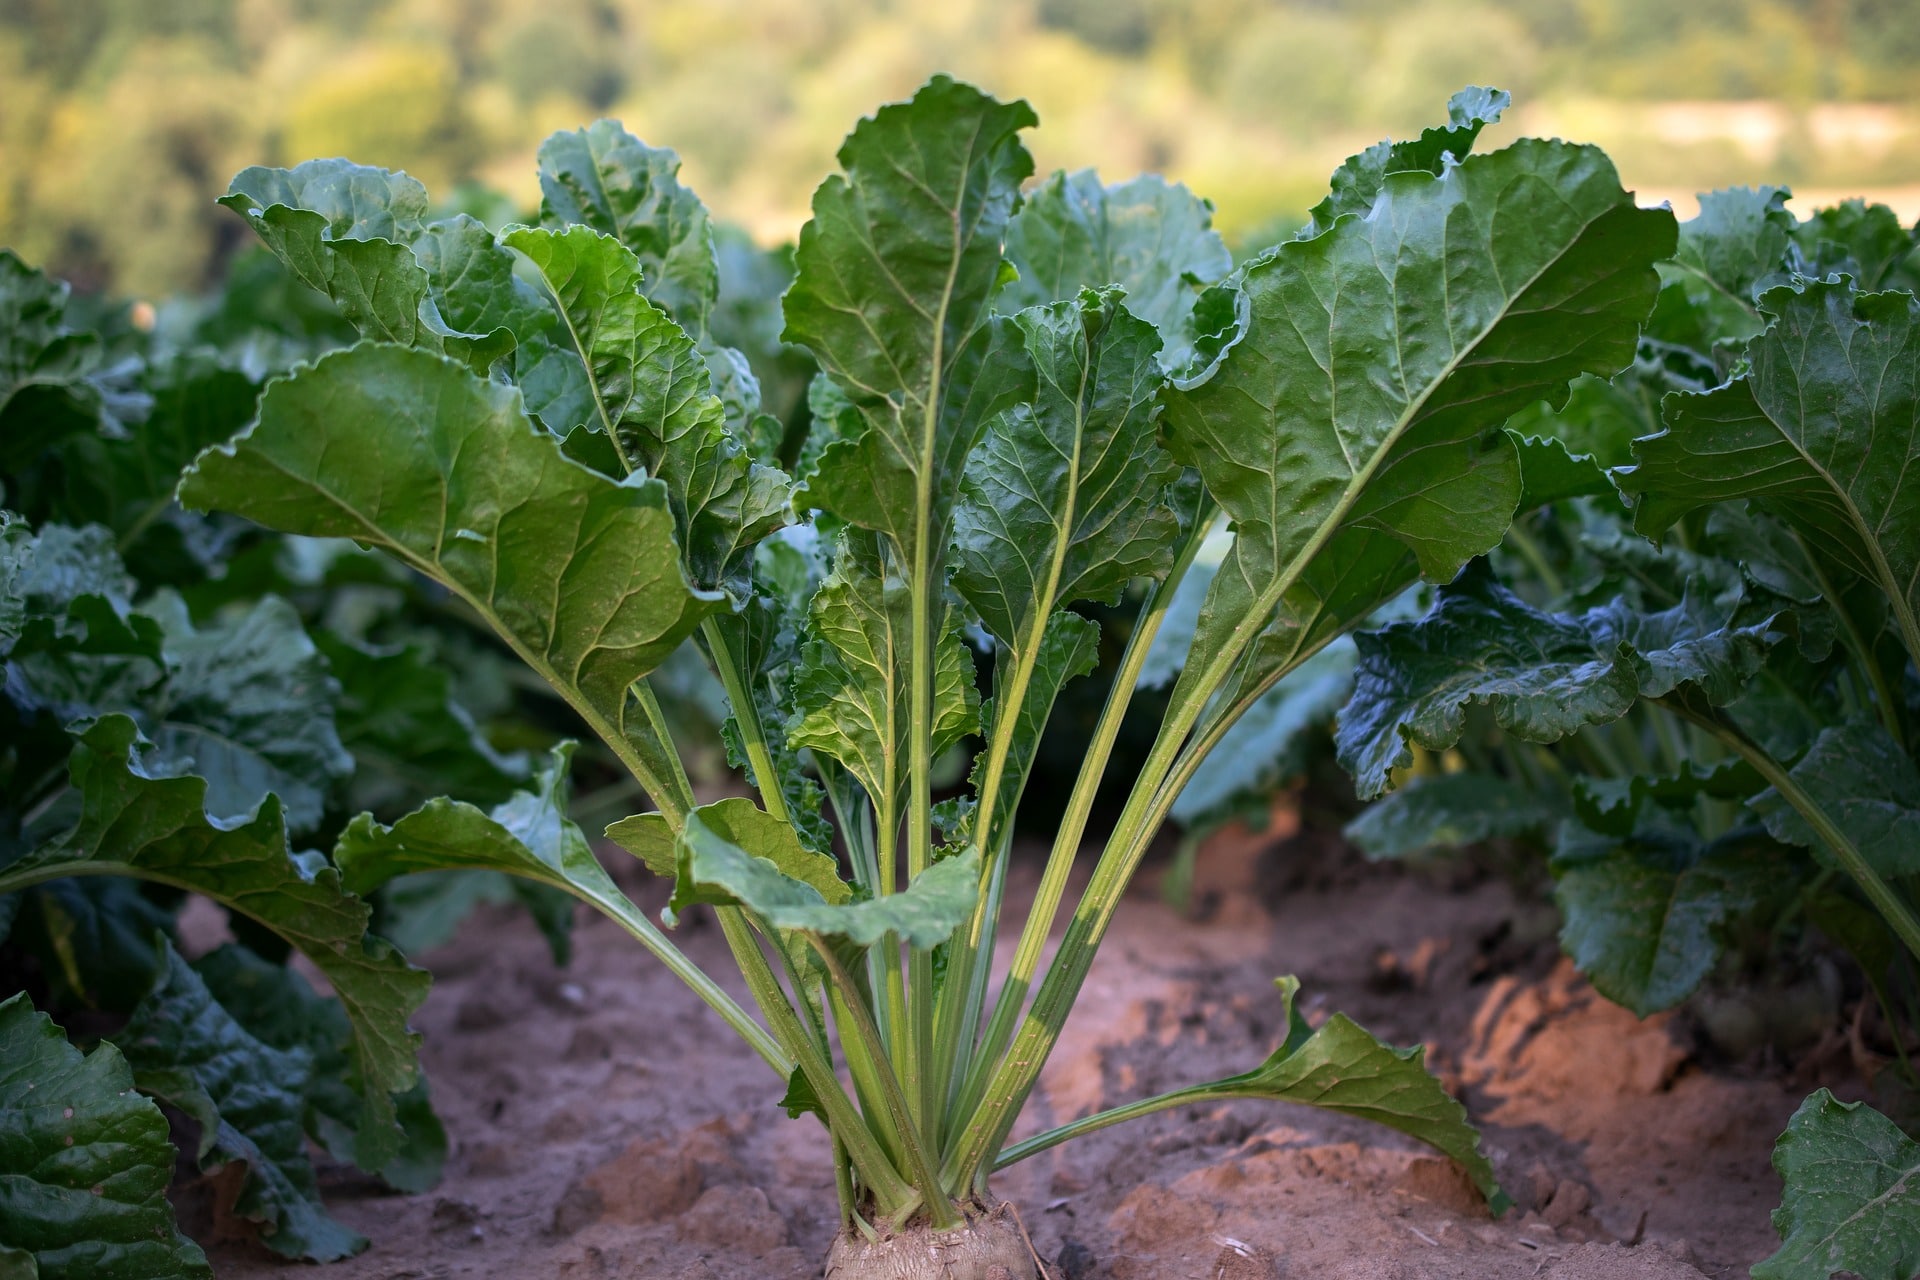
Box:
[15,78,1682,1274]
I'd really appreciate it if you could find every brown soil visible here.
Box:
[198,810,1837,1280]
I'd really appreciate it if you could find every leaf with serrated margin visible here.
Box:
[1622,280,1920,672]
[670,806,973,948]
[178,343,722,762]
[1552,824,1789,1016]
[608,795,846,904]
[1164,139,1675,731]
[0,715,427,1170]
[121,939,363,1261]
[784,76,1038,561]
[786,533,979,820]
[143,592,352,836]
[503,225,791,597]
[1336,571,1780,798]
[0,994,212,1280]
[219,162,510,374]
[1753,1089,1920,1280]
[194,944,445,1193]
[954,288,1179,653]
[1171,977,1506,1212]
[1001,173,1232,372]
[1302,86,1511,239]
[1753,720,1920,878]
[1344,770,1560,860]
[536,120,719,328]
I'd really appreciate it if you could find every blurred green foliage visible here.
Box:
[3,0,1917,297]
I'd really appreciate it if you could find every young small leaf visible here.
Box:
[0,994,212,1280]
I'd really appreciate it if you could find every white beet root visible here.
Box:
[824,1203,1039,1280]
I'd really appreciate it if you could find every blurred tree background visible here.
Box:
[3,0,1917,298]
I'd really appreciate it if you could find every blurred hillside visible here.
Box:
[4,0,1918,297]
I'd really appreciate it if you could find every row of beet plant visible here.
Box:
[168,76,1671,1277]
[1337,186,1920,1277]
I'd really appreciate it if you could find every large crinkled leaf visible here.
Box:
[317,631,526,813]
[0,250,148,473]
[1790,199,1920,294]
[1170,638,1358,826]
[954,288,1179,652]
[503,225,791,596]
[1162,138,1676,732]
[1621,280,1920,668]
[1301,86,1511,239]
[142,593,351,836]
[120,940,363,1262]
[0,994,211,1280]
[1000,173,1232,372]
[786,533,979,819]
[1753,721,1920,879]
[178,343,722,756]
[0,715,427,1166]
[608,795,846,904]
[194,944,445,1194]
[536,120,718,328]
[0,521,165,722]
[1753,1089,1920,1280]
[1142,977,1506,1212]
[1344,770,1560,860]
[1337,572,1780,798]
[669,806,975,948]
[1651,185,1792,352]
[218,162,510,374]
[1552,824,1788,1016]
[784,76,1038,561]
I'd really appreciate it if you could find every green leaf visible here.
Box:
[1337,571,1780,798]
[317,630,527,812]
[535,120,719,328]
[0,250,144,474]
[1000,173,1232,372]
[1302,86,1511,238]
[1163,138,1675,732]
[784,76,1038,560]
[0,521,166,723]
[13,878,175,1011]
[503,224,791,596]
[1754,721,1920,878]
[142,593,352,836]
[1753,1089,1920,1280]
[177,342,724,768]
[1651,185,1792,351]
[194,944,445,1193]
[1621,280,1920,670]
[1791,199,1920,294]
[786,532,979,820]
[1185,977,1506,1212]
[218,162,511,374]
[953,288,1180,654]
[0,994,211,1280]
[1344,770,1560,860]
[1,715,428,1167]
[120,939,364,1261]
[608,795,845,904]
[963,611,1102,850]
[670,806,976,949]
[1552,824,1787,1016]
[1570,757,1765,838]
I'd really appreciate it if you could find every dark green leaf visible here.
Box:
[121,940,364,1261]
[1790,199,1920,294]
[0,994,211,1280]
[1753,1089,1920,1280]
[1302,86,1511,238]
[1345,770,1560,859]
[0,715,428,1166]
[1754,721,1920,878]
[0,251,144,474]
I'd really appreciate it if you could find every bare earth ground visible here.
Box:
[198,812,1838,1280]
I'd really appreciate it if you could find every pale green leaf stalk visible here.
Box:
[180,79,1681,1264]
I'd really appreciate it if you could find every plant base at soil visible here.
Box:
[824,1203,1038,1280]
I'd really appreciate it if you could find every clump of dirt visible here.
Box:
[200,812,1840,1279]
